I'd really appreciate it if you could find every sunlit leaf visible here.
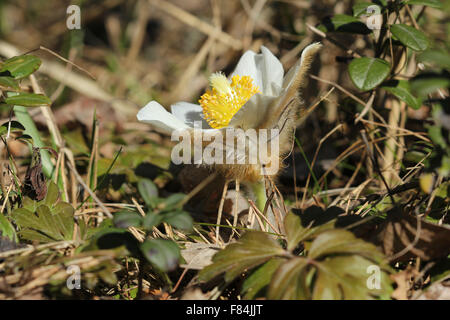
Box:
[382,80,422,109]
[390,24,429,51]
[349,57,390,91]
[5,92,51,107]
[242,258,284,299]
[0,55,41,79]
[0,76,19,90]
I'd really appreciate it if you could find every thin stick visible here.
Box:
[215,180,229,243]
[66,161,113,218]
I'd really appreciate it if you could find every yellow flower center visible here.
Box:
[199,72,259,129]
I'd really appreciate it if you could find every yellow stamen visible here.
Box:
[199,72,259,129]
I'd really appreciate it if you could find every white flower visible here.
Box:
[137,43,322,134]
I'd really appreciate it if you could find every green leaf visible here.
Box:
[13,202,74,243]
[5,92,51,107]
[0,213,17,242]
[113,210,143,229]
[352,3,373,17]
[418,49,450,69]
[411,75,450,97]
[406,0,443,9]
[43,181,59,207]
[140,239,181,272]
[349,57,390,91]
[0,55,41,79]
[199,231,285,283]
[311,255,392,299]
[318,14,371,34]
[268,229,392,300]
[0,76,19,90]
[162,210,193,231]
[390,24,429,51]
[162,193,186,210]
[138,179,158,208]
[142,211,163,230]
[284,212,316,251]
[267,258,310,300]
[308,229,383,261]
[382,80,422,109]
[242,258,284,299]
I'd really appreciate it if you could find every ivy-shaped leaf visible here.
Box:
[113,210,143,229]
[140,239,181,272]
[349,57,390,91]
[390,24,429,51]
[138,179,158,208]
[382,80,422,109]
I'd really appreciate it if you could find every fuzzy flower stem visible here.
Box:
[251,180,267,215]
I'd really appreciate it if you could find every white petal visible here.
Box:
[283,42,322,89]
[171,102,211,129]
[137,101,190,134]
[231,46,284,96]
[228,93,278,130]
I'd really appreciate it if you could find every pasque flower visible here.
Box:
[137,43,322,183]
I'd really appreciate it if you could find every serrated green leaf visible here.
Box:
[12,208,40,229]
[13,201,74,243]
[199,231,285,283]
[140,239,181,272]
[0,213,17,242]
[242,258,284,299]
[382,80,422,109]
[308,229,383,261]
[5,92,51,107]
[22,197,38,212]
[113,210,142,229]
[320,255,391,299]
[138,179,158,208]
[0,55,41,79]
[349,57,390,91]
[267,258,310,299]
[390,24,429,51]
[0,76,19,90]
[406,0,443,9]
[43,181,59,207]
